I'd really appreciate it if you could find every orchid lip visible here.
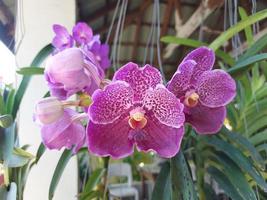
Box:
[184,90,199,108]
[128,107,147,129]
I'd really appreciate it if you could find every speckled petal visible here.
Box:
[113,62,162,102]
[167,60,196,98]
[182,46,215,84]
[88,81,134,124]
[41,109,85,153]
[133,114,184,158]
[197,69,236,107]
[186,104,226,134]
[87,116,134,159]
[144,85,185,128]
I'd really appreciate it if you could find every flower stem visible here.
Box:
[102,156,110,200]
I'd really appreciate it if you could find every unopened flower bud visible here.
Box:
[35,97,64,124]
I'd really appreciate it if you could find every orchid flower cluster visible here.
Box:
[34,22,236,158]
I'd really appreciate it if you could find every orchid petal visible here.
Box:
[144,85,185,128]
[197,69,236,107]
[186,103,226,134]
[88,81,134,124]
[113,62,162,102]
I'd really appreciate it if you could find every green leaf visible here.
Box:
[240,33,267,61]
[13,147,34,159]
[8,153,31,168]
[17,67,44,75]
[170,151,197,200]
[221,127,265,169]
[207,166,243,200]
[238,7,254,47]
[12,44,53,119]
[6,89,15,115]
[83,168,105,193]
[49,149,72,200]
[160,36,234,65]
[228,53,267,75]
[210,153,257,200]
[0,115,13,128]
[0,123,15,162]
[79,191,101,200]
[151,162,171,200]
[202,136,267,190]
[0,94,6,115]
[209,9,267,50]
[34,142,46,165]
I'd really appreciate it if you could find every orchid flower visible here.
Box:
[45,47,102,100]
[167,47,236,134]
[52,24,74,50]
[87,62,185,159]
[34,97,88,153]
[72,22,93,45]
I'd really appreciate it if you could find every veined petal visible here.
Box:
[186,103,226,134]
[197,69,236,107]
[41,109,85,152]
[113,62,162,102]
[144,85,185,128]
[182,46,215,84]
[88,81,134,124]
[167,60,196,98]
[133,115,184,158]
[87,116,134,159]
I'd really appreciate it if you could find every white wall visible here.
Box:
[16,0,78,199]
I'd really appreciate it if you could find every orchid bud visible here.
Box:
[35,97,64,124]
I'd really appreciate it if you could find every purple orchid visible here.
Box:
[167,47,236,134]
[34,98,86,153]
[52,24,74,50]
[45,47,102,100]
[90,42,110,70]
[87,62,185,159]
[72,22,93,45]
[39,109,85,153]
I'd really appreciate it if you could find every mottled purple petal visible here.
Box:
[186,104,226,134]
[167,60,196,98]
[197,69,236,107]
[89,42,111,70]
[132,115,184,158]
[87,116,134,159]
[144,85,185,128]
[52,24,73,50]
[113,62,162,102]
[88,81,134,124]
[182,46,215,84]
[41,109,85,153]
[72,22,93,45]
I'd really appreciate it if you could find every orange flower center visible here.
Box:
[184,91,199,107]
[128,108,147,129]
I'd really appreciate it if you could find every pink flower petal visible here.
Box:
[186,103,226,134]
[167,60,196,98]
[87,116,134,159]
[133,115,184,158]
[41,109,85,152]
[72,22,93,44]
[197,69,236,107]
[182,46,215,84]
[113,62,162,102]
[144,85,185,128]
[88,81,134,124]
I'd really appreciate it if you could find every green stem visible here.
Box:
[102,157,110,200]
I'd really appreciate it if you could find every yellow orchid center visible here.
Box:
[128,108,147,129]
[184,91,199,108]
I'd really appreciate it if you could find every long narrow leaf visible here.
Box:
[17,67,44,75]
[170,152,197,200]
[12,44,53,119]
[209,9,267,50]
[49,149,72,200]
[151,162,171,200]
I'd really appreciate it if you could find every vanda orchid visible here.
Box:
[87,62,185,158]
[167,47,236,134]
